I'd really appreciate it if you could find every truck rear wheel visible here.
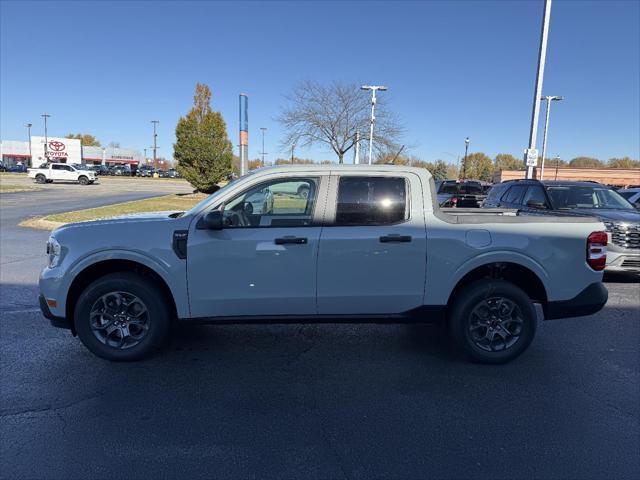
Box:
[74,272,171,361]
[449,280,537,364]
[78,176,89,185]
[35,174,46,184]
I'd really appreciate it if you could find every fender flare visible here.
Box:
[62,249,188,318]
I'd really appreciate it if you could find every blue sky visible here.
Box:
[1,0,639,164]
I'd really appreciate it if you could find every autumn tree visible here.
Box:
[569,156,603,168]
[461,152,494,181]
[65,133,101,146]
[174,83,233,193]
[608,157,640,168]
[278,80,403,164]
[494,153,523,172]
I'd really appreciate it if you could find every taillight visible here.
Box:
[587,231,608,271]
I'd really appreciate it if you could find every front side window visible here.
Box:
[546,186,635,210]
[336,176,407,226]
[223,177,318,228]
[502,185,526,204]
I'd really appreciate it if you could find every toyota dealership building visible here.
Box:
[0,137,143,169]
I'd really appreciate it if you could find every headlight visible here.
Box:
[46,236,62,267]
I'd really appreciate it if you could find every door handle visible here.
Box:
[275,236,308,245]
[379,234,412,243]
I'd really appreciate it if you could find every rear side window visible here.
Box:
[502,185,527,204]
[52,164,63,170]
[522,186,548,206]
[336,176,407,226]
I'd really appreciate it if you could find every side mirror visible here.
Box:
[198,209,224,230]
[526,200,547,209]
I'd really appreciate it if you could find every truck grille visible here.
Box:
[610,223,640,249]
[621,258,640,268]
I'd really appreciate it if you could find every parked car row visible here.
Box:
[0,163,28,173]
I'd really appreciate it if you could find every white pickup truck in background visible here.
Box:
[28,163,97,185]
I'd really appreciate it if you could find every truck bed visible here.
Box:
[437,207,601,224]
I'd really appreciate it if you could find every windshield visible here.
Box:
[546,185,635,210]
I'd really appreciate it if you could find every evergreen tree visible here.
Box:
[174,83,233,193]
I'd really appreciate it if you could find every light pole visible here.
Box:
[354,131,361,165]
[539,95,563,180]
[41,113,51,160]
[361,85,387,164]
[260,127,267,166]
[525,0,553,179]
[151,120,159,166]
[144,148,147,163]
[463,137,470,179]
[25,123,32,166]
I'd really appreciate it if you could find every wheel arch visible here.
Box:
[447,261,548,309]
[65,259,178,330]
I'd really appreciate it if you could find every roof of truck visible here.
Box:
[253,164,434,176]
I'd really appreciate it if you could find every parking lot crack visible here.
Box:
[0,393,102,418]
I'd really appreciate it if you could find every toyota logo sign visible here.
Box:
[49,141,65,152]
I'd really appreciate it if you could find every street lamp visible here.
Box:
[462,137,470,179]
[41,113,51,160]
[260,127,267,166]
[151,120,159,165]
[25,123,32,166]
[361,85,387,165]
[539,95,563,180]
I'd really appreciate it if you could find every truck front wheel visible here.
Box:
[35,174,46,184]
[449,280,537,364]
[78,176,89,185]
[74,272,171,361]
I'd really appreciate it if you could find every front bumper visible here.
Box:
[545,282,608,320]
[606,247,640,272]
[39,294,73,331]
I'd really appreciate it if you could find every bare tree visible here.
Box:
[277,80,404,163]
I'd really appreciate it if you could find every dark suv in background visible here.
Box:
[435,179,489,208]
[484,179,640,273]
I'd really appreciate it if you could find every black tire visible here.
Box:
[35,174,46,184]
[46,179,53,183]
[449,280,537,364]
[74,272,171,361]
[78,176,89,185]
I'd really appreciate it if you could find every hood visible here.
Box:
[569,208,640,223]
[53,210,183,234]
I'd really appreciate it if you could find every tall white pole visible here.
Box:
[361,85,387,165]
[540,97,552,180]
[525,0,553,179]
[368,90,376,165]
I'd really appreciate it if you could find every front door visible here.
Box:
[317,173,427,315]
[187,176,327,318]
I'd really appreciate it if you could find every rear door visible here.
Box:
[317,173,427,315]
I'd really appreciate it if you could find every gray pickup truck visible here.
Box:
[39,165,608,363]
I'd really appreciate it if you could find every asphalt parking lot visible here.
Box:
[1,175,639,479]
